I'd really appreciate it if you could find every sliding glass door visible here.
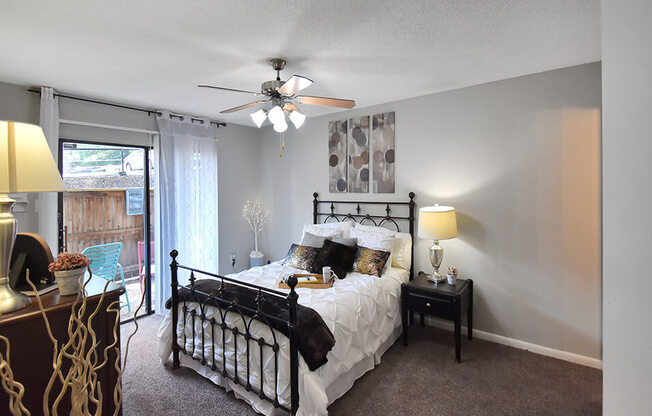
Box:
[58,140,155,322]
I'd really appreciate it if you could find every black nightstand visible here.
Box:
[401,271,473,363]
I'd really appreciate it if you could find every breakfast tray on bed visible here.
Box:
[278,274,334,289]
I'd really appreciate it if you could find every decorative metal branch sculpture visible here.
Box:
[243,196,268,257]
[0,269,144,416]
[0,334,29,415]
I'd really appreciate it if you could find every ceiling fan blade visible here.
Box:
[220,100,267,114]
[278,75,314,96]
[198,84,263,96]
[283,103,301,113]
[296,95,356,109]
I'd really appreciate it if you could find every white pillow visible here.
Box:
[351,224,411,271]
[350,227,394,276]
[391,232,412,270]
[302,222,352,238]
[353,223,396,236]
[300,231,336,248]
[350,227,394,251]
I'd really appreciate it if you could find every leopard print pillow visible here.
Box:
[283,244,321,271]
[352,247,391,277]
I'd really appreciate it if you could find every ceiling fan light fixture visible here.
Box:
[250,109,267,128]
[273,120,288,133]
[268,105,285,125]
[289,110,306,129]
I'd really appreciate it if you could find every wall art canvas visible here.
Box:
[328,119,348,193]
[372,111,396,193]
[347,116,370,193]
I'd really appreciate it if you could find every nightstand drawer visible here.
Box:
[408,292,454,318]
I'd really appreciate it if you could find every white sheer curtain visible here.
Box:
[154,111,219,315]
[38,87,60,254]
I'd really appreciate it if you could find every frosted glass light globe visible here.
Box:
[273,120,288,133]
[268,105,285,125]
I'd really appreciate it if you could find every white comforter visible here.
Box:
[158,261,408,416]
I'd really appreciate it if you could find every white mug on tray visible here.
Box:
[323,266,337,282]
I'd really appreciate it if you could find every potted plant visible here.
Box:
[446,266,458,285]
[243,196,268,268]
[48,252,90,296]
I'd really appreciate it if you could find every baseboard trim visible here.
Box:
[423,317,602,370]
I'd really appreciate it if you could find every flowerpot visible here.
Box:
[447,274,457,285]
[55,267,86,296]
[249,253,265,268]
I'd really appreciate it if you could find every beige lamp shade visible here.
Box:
[0,121,64,193]
[418,205,458,240]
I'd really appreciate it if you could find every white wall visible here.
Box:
[259,63,602,360]
[602,1,652,414]
[0,81,261,275]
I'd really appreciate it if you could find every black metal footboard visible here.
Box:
[169,250,300,415]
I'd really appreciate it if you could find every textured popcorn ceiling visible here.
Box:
[0,0,600,126]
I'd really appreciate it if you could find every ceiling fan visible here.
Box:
[198,58,356,132]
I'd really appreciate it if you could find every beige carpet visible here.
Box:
[121,315,601,415]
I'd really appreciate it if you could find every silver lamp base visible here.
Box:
[425,240,446,284]
[0,194,32,313]
[0,277,31,313]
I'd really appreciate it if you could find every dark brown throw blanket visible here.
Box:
[166,279,335,371]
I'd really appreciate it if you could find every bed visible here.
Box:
[158,192,416,415]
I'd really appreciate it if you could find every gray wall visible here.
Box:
[259,63,602,360]
[2,61,604,362]
[215,124,263,274]
[602,1,652,414]
[0,81,261,275]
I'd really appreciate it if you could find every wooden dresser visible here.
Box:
[0,277,124,416]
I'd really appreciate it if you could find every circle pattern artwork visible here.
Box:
[328,119,348,193]
[385,149,395,164]
[371,112,395,193]
[329,113,394,194]
[352,127,367,147]
[330,131,340,147]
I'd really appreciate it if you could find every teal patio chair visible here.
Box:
[82,242,131,312]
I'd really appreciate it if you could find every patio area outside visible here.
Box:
[61,142,156,323]
[120,277,154,322]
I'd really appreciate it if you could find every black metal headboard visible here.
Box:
[312,192,416,280]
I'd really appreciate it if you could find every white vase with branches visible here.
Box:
[243,196,267,265]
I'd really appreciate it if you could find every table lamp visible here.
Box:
[418,204,458,283]
[0,121,64,313]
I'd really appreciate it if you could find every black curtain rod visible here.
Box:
[27,88,227,128]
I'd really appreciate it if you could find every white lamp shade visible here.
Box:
[0,121,64,193]
[418,205,458,240]
[268,105,285,125]
[289,110,306,129]
[250,109,267,128]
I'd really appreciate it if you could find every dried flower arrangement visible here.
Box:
[447,266,458,276]
[48,253,90,272]
[0,269,143,416]
[243,196,268,257]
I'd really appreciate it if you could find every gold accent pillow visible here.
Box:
[283,244,321,271]
[352,247,391,277]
